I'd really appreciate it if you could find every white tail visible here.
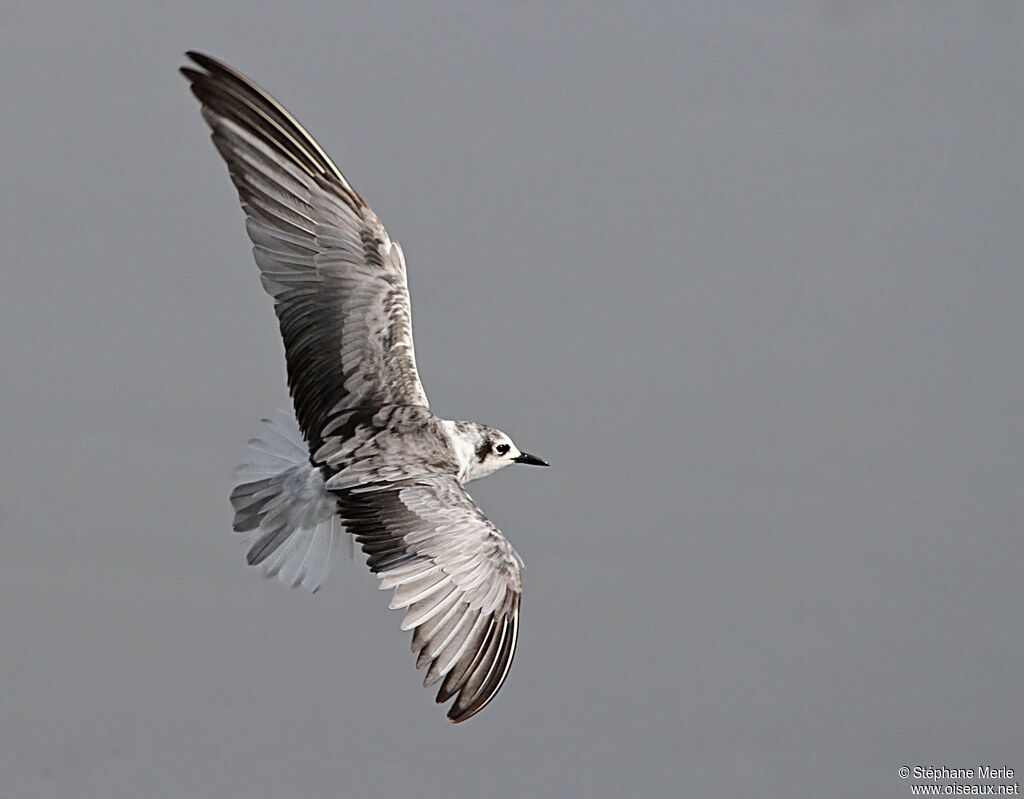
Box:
[229,411,349,592]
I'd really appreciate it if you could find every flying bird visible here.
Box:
[180,52,548,723]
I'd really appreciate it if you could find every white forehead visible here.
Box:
[440,421,520,484]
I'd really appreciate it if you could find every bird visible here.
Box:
[179,52,549,723]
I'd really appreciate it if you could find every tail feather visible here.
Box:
[231,411,349,592]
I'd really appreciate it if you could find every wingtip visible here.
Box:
[184,50,216,68]
[444,701,471,724]
[182,51,205,71]
[181,51,228,80]
[445,704,478,724]
[438,691,481,725]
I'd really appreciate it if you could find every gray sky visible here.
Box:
[2,2,1022,797]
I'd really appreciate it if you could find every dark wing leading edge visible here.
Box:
[338,475,524,723]
[180,52,428,452]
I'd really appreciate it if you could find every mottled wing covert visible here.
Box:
[338,475,523,723]
[181,52,429,452]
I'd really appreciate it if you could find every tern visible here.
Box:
[180,52,548,723]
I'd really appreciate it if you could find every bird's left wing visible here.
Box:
[180,52,429,453]
[337,475,524,723]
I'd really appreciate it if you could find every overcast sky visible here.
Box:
[1,2,1022,797]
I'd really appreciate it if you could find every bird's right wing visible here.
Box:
[180,52,429,452]
[337,475,524,723]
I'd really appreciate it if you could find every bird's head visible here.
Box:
[447,422,549,483]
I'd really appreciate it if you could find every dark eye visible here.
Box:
[496,444,510,455]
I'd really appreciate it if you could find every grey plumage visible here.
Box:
[181,52,545,723]
[181,51,427,453]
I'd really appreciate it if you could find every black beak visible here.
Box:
[513,452,549,467]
